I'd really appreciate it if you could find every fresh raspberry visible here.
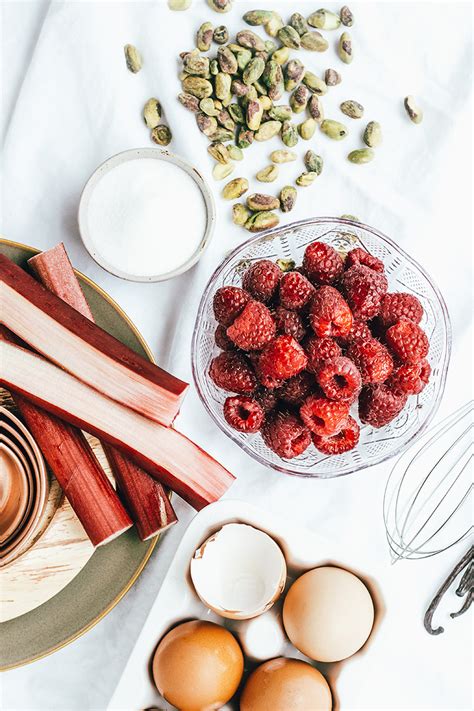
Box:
[338,319,372,347]
[347,338,394,384]
[214,324,234,351]
[304,335,342,373]
[312,416,360,455]
[299,396,350,436]
[379,292,424,328]
[209,351,257,394]
[359,384,407,428]
[279,271,315,310]
[303,242,344,285]
[262,410,311,459]
[242,259,281,303]
[274,306,306,341]
[387,359,431,396]
[316,356,362,402]
[223,396,265,433]
[227,301,276,351]
[345,248,385,273]
[309,286,353,339]
[213,286,250,326]
[341,264,388,320]
[385,318,429,363]
[258,335,308,382]
[277,371,316,406]
[255,388,279,413]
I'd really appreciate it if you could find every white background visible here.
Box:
[1,1,472,709]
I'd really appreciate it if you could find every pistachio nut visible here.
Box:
[213,25,229,44]
[268,104,292,121]
[236,29,266,52]
[290,12,309,36]
[214,99,223,110]
[212,161,235,180]
[178,92,200,112]
[243,56,265,85]
[237,126,255,149]
[265,40,277,53]
[278,25,301,49]
[254,79,268,96]
[208,141,231,164]
[296,171,318,187]
[124,44,142,73]
[301,31,329,52]
[231,78,249,97]
[308,94,324,123]
[168,0,191,8]
[208,127,234,142]
[228,103,245,123]
[247,193,280,211]
[325,68,342,86]
[143,98,162,128]
[340,5,354,26]
[200,97,219,116]
[183,50,210,77]
[217,108,235,131]
[340,214,360,221]
[254,120,282,141]
[276,257,296,270]
[207,0,232,12]
[233,203,252,226]
[182,76,213,98]
[235,48,253,71]
[256,165,279,182]
[151,125,172,146]
[338,32,353,64]
[210,58,219,75]
[272,46,290,65]
[262,60,284,101]
[217,46,238,74]
[241,85,258,105]
[246,98,264,131]
[279,186,297,213]
[290,85,310,113]
[348,148,375,164]
[243,10,272,26]
[298,117,317,140]
[215,72,232,102]
[196,112,218,136]
[245,211,280,232]
[265,12,284,38]
[363,120,382,147]
[304,150,324,174]
[222,177,249,200]
[254,50,269,63]
[340,100,364,119]
[284,59,305,92]
[197,22,213,51]
[321,118,348,140]
[307,9,341,30]
[227,144,244,160]
[259,95,273,111]
[270,149,297,163]
[302,70,328,95]
[404,95,423,124]
[281,120,299,147]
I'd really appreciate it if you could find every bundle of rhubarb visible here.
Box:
[0,247,234,546]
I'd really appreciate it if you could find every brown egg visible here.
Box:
[152,620,244,711]
[240,657,332,711]
[283,566,374,663]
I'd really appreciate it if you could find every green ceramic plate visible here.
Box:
[0,239,159,670]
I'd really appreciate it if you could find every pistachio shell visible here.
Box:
[340,100,364,119]
[247,193,280,211]
[236,29,266,51]
[340,5,354,26]
[301,31,329,52]
[256,165,279,182]
[308,94,324,123]
[278,25,301,49]
[270,149,297,164]
[272,46,290,65]
[254,120,282,141]
[207,0,232,12]
[279,186,297,213]
[363,120,382,147]
[338,31,353,64]
[243,56,266,85]
[151,125,172,146]
[222,177,249,199]
[296,171,318,186]
[124,44,142,73]
[143,98,162,128]
[320,118,348,140]
[208,142,231,164]
[178,92,200,112]
[307,9,341,30]
[281,120,299,147]
[302,70,328,95]
[325,68,342,86]
[348,148,375,164]
[227,144,244,160]
[212,161,235,180]
[298,117,317,140]
[290,12,309,36]
[290,85,310,113]
[197,22,213,51]
[245,211,280,232]
[182,76,213,98]
[404,95,423,124]
[233,203,252,225]
[304,150,324,175]
[213,25,229,44]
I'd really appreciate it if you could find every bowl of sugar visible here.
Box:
[78,148,215,282]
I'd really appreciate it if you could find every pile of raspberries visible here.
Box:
[209,241,430,459]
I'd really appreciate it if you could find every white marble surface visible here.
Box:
[1,1,472,709]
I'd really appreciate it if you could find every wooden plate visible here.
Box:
[0,239,160,670]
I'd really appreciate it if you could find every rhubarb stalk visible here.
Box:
[29,244,177,539]
[0,254,188,427]
[1,339,235,510]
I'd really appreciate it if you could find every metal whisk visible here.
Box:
[383,401,473,563]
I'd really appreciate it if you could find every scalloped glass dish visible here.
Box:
[192,218,451,479]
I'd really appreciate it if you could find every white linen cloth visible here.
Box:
[1,1,472,708]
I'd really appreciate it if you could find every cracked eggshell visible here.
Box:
[190,523,287,620]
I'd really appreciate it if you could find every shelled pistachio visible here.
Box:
[200,97,219,116]
[247,193,280,211]
[217,47,238,74]
[268,104,292,121]
[208,126,234,142]
[182,76,213,98]
[348,148,375,164]
[290,85,311,113]
[256,165,279,182]
[304,150,324,175]
[196,113,218,136]
[271,149,297,163]
[215,72,232,103]
[254,120,282,141]
[183,50,210,76]
[279,186,297,213]
[168,0,192,8]
[265,12,284,38]
[242,10,272,26]
[124,44,142,73]
[338,32,353,63]
[302,71,328,95]
[321,119,348,140]
[290,13,309,36]
[213,25,229,44]
[340,5,354,26]
[242,57,265,85]
[272,46,290,65]
[210,59,219,75]
[227,144,244,160]
[208,142,231,164]
[301,31,329,52]
[296,171,318,186]
[207,0,232,12]
[262,60,284,101]
[363,121,382,147]
[308,9,341,30]
[212,161,234,180]
[298,118,317,140]
[284,59,305,91]
[259,95,273,111]
[178,92,200,112]
[281,120,299,147]
[197,22,213,51]
[325,68,342,86]
[340,100,364,119]
[246,98,264,130]
[308,94,324,123]
[236,30,266,52]
[233,203,252,225]
[222,177,249,199]
[237,127,254,148]
[404,95,423,124]
[245,211,280,232]
[278,25,301,49]
[143,98,162,128]
[151,125,172,145]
